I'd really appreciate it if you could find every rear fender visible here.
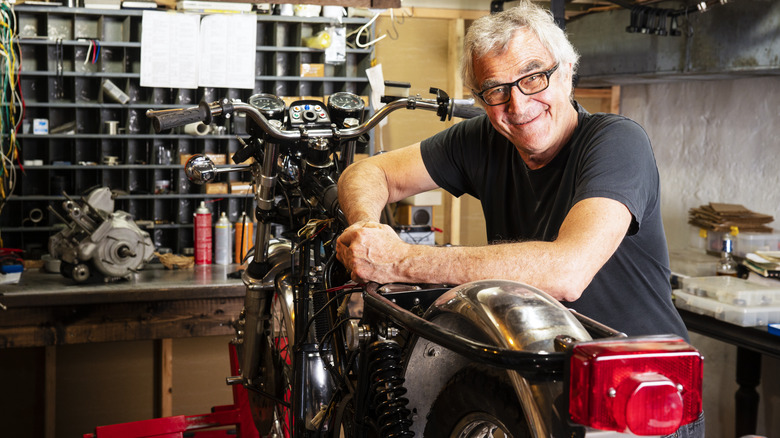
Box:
[401,279,592,437]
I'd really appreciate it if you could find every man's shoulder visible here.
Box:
[422,113,495,149]
[579,108,640,132]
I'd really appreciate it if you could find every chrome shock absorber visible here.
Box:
[368,340,414,437]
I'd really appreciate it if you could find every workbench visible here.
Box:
[0,264,247,437]
[0,264,245,348]
[677,308,780,438]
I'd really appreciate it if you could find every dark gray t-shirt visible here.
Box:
[420,102,688,340]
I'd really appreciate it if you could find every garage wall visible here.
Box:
[621,77,780,437]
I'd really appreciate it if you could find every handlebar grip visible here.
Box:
[321,184,347,227]
[451,103,486,119]
[148,103,212,132]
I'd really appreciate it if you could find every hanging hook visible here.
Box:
[384,9,399,40]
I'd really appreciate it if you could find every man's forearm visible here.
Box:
[360,197,631,302]
[338,160,391,224]
[338,143,437,224]
[392,241,590,301]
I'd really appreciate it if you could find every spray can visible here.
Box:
[214,212,232,265]
[235,212,254,264]
[194,201,212,265]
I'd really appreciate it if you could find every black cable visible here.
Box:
[297,285,360,347]
[317,318,355,389]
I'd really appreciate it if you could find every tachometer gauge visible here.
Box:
[249,93,286,120]
[328,92,365,127]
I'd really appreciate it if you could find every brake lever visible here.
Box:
[430,87,452,121]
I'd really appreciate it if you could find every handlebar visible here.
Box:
[146,91,485,140]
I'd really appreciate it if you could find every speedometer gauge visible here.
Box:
[328,92,365,126]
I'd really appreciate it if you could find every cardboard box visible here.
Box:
[300,63,325,77]
[402,190,443,206]
[205,183,228,194]
[230,181,253,194]
[179,153,227,166]
[206,153,227,165]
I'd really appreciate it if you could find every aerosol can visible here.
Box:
[214,212,232,265]
[235,212,253,264]
[194,201,212,265]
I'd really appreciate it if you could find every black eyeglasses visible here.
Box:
[473,63,560,106]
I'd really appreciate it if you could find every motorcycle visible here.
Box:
[139,88,703,438]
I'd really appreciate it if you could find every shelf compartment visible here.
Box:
[9,5,373,256]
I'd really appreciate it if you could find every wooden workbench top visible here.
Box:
[0,264,248,348]
[0,264,245,308]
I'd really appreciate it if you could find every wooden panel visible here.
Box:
[155,338,174,418]
[574,86,620,114]
[445,18,465,246]
[0,298,243,348]
[45,346,56,438]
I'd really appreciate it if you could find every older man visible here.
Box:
[337,4,705,435]
[337,2,687,343]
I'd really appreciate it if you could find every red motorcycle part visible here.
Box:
[568,336,703,436]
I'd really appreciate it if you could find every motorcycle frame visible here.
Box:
[101,92,701,438]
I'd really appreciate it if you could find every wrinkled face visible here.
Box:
[473,28,577,168]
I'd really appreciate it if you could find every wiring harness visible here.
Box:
[1,1,24,246]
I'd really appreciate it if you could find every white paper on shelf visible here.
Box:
[324,25,346,65]
[198,13,257,89]
[140,11,200,89]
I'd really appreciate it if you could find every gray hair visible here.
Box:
[462,1,580,91]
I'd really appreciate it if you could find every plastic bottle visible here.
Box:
[214,212,232,265]
[194,201,212,265]
[235,212,254,264]
[716,227,738,277]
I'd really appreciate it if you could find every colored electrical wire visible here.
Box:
[84,39,93,65]
[0,1,25,246]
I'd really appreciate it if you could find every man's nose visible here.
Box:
[506,85,531,112]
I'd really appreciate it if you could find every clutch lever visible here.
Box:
[184,154,251,184]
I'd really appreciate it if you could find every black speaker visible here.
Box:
[396,205,433,227]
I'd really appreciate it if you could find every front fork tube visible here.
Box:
[241,140,279,384]
[241,284,271,384]
[252,141,279,265]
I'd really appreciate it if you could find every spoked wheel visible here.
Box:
[250,289,295,438]
[448,413,515,438]
[424,365,531,438]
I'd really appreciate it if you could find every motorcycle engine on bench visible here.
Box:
[48,186,155,283]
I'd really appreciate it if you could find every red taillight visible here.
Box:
[568,336,702,436]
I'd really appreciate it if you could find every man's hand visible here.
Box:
[336,220,412,284]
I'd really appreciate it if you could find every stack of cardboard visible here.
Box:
[688,202,774,233]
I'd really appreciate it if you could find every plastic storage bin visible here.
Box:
[679,276,780,306]
[669,248,717,277]
[673,289,780,327]
[734,232,780,258]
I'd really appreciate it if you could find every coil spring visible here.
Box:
[368,340,414,438]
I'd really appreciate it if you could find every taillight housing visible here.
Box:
[568,336,702,436]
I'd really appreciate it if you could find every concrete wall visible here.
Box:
[620,77,780,438]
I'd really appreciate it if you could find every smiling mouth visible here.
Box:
[514,112,542,126]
